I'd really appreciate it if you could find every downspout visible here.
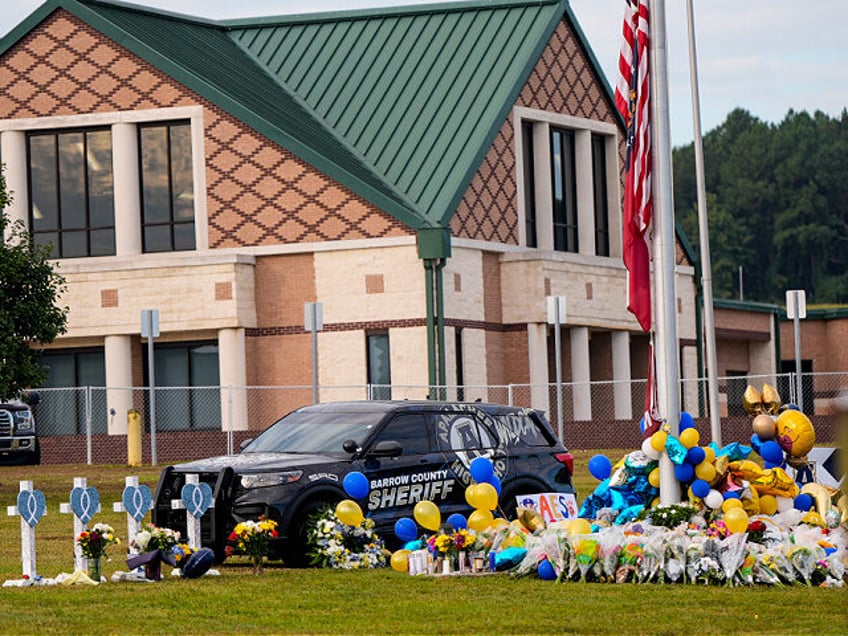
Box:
[417,228,452,401]
[435,258,447,400]
[424,259,437,397]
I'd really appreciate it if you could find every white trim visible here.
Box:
[513,107,618,136]
[0,106,204,131]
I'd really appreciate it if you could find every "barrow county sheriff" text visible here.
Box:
[368,470,455,509]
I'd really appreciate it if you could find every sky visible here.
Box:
[1,0,844,147]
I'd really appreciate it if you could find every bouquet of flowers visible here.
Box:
[569,535,599,582]
[77,523,120,559]
[663,533,687,583]
[647,504,697,530]
[171,543,197,568]
[746,519,767,544]
[306,507,386,570]
[228,517,279,573]
[131,524,180,553]
[597,527,623,581]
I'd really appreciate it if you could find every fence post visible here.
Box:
[85,386,93,465]
[127,409,142,467]
[508,384,514,406]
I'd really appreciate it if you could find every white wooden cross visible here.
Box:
[170,474,214,549]
[59,477,101,572]
[6,481,45,579]
[112,476,153,554]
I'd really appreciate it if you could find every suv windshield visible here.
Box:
[242,410,382,454]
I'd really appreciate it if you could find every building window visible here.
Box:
[521,122,537,248]
[550,127,578,253]
[36,349,107,435]
[144,341,219,431]
[367,332,391,400]
[139,121,195,253]
[592,133,610,257]
[27,128,115,258]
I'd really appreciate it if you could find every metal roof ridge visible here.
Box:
[220,0,562,30]
[80,0,223,28]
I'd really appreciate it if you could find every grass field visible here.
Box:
[1,453,846,635]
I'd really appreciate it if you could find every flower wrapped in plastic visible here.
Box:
[663,533,687,583]
[718,532,748,586]
[616,536,643,583]
[788,544,824,585]
[569,534,599,582]
[761,545,798,584]
[597,527,624,582]
[736,551,757,586]
[639,531,666,583]
[684,537,706,583]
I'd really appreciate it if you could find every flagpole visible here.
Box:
[649,0,681,504]
[685,0,722,446]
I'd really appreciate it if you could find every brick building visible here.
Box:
[1,0,704,441]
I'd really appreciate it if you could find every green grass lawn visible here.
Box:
[1,457,846,635]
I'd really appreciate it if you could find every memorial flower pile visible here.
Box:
[131,524,181,553]
[307,507,387,570]
[77,522,120,559]
[428,528,475,557]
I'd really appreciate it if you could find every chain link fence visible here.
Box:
[27,372,847,465]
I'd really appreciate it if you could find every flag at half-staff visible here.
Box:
[615,0,652,332]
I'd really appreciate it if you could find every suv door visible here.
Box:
[362,413,459,533]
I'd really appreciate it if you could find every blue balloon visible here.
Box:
[759,441,784,465]
[588,454,612,480]
[679,411,695,431]
[764,460,784,470]
[722,490,741,500]
[639,416,646,435]
[750,433,763,454]
[686,446,706,465]
[446,513,467,530]
[794,493,813,511]
[342,471,369,499]
[404,539,424,551]
[537,559,557,581]
[673,462,694,483]
[784,403,800,411]
[691,479,710,499]
[394,517,418,542]
[490,474,502,495]
[470,456,495,484]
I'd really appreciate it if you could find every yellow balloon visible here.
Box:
[679,428,700,449]
[725,507,749,534]
[650,497,660,508]
[390,549,410,573]
[694,461,716,482]
[567,518,592,535]
[650,430,667,452]
[335,499,364,526]
[466,483,498,511]
[490,517,509,530]
[759,494,778,515]
[721,498,742,513]
[648,467,661,488]
[468,508,494,532]
[413,500,441,531]
[702,446,716,463]
[776,409,816,457]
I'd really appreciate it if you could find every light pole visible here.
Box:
[785,290,806,410]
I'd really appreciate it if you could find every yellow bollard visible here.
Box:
[127,409,142,467]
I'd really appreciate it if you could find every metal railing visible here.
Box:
[27,371,847,465]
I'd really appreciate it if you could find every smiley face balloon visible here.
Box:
[775,409,815,457]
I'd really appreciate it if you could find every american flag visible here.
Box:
[615,0,652,332]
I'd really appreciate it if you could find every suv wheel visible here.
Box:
[281,499,337,568]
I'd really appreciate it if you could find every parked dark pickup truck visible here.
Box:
[0,397,39,465]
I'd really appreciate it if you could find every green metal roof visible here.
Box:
[1,0,614,232]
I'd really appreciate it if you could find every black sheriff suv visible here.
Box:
[152,401,575,565]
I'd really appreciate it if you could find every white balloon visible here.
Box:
[641,437,661,460]
[704,489,723,509]
[776,496,794,513]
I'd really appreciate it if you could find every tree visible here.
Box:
[0,166,68,400]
